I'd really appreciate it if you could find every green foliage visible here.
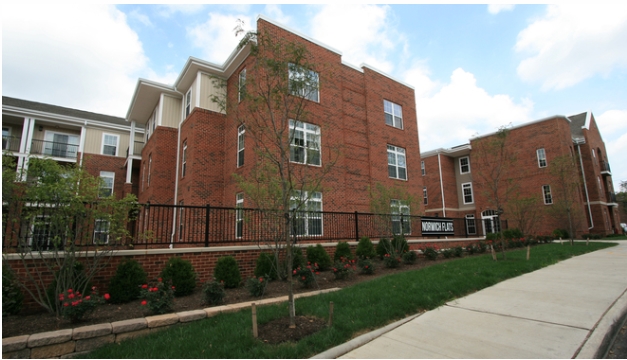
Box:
[2,265,24,316]
[334,241,353,262]
[391,235,409,254]
[383,253,401,268]
[139,279,174,315]
[202,280,225,306]
[214,256,241,288]
[332,258,356,280]
[552,229,570,239]
[376,238,391,259]
[46,261,91,309]
[422,246,439,261]
[356,237,376,259]
[441,248,454,258]
[59,287,106,322]
[358,259,376,275]
[485,232,500,241]
[402,250,417,264]
[466,244,476,255]
[246,277,267,297]
[453,246,464,257]
[108,259,147,304]
[306,244,332,271]
[503,228,523,240]
[294,264,318,288]
[583,233,602,240]
[254,253,278,280]
[160,257,197,296]
[292,247,306,270]
[477,241,488,253]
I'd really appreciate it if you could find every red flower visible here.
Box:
[63,302,69,307]
[141,300,147,306]
[158,278,163,282]
[84,296,91,301]
[59,294,64,301]
[92,286,97,291]
[67,289,73,293]
[104,293,110,301]
[172,286,176,290]
[315,272,319,275]
[365,265,369,269]
[293,270,297,275]
[71,301,78,306]
[259,278,263,282]
[301,276,305,280]
[141,284,148,289]
[68,293,75,299]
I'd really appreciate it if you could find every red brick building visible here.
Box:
[421,113,621,237]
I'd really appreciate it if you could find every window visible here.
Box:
[390,199,411,235]
[592,149,597,164]
[99,171,115,198]
[181,140,187,177]
[147,154,152,187]
[290,191,322,236]
[43,131,79,158]
[289,120,320,166]
[423,186,428,205]
[93,219,110,245]
[387,145,407,180]
[238,69,246,102]
[543,185,553,205]
[3,127,11,150]
[178,201,184,241]
[236,193,244,238]
[537,148,547,168]
[421,160,425,176]
[384,100,403,129]
[288,63,319,102]
[459,156,470,174]
[462,183,474,204]
[102,134,119,156]
[465,214,476,235]
[185,89,192,118]
[237,125,245,167]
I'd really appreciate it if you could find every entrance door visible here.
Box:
[482,210,500,235]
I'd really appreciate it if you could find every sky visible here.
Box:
[2,4,626,192]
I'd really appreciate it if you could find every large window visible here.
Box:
[387,145,407,180]
[537,148,547,168]
[459,156,470,174]
[421,160,425,176]
[423,186,428,205]
[99,171,115,198]
[238,69,246,102]
[288,63,319,102]
[543,185,553,205]
[384,100,403,129]
[390,199,411,235]
[181,140,187,177]
[290,191,322,236]
[147,154,152,187]
[465,214,477,235]
[236,193,244,238]
[290,120,320,166]
[237,125,245,167]
[43,131,79,158]
[185,89,192,118]
[462,183,474,204]
[93,219,110,245]
[102,134,119,156]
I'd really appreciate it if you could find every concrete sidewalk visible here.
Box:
[320,241,627,359]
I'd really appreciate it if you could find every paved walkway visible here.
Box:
[318,241,627,359]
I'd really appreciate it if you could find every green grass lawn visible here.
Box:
[86,242,616,359]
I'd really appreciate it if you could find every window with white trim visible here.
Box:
[290,120,320,166]
[147,154,152,187]
[465,214,476,235]
[421,160,425,176]
[384,100,403,129]
[537,148,547,168]
[592,149,596,164]
[99,171,115,198]
[288,63,319,102]
[102,134,119,156]
[238,69,246,102]
[459,156,470,174]
[462,183,474,204]
[237,125,245,167]
[185,89,192,118]
[290,191,322,236]
[543,185,553,205]
[387,145,407,180]
[236,193,244,238]
[423,186,428,205]
[178,200,184,241]
[93,219,110,245]
[181,140,187,177]
[390,199,411,235]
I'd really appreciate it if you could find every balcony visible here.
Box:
[600,160,611,175]
[607,191,617,203]
[2,136,21,152]
[126,141,145,157]
[30,139,78,159]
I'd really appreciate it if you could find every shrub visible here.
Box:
[376,238,391,259]
[477,241,487,253]
[292,247,306,270]
[391,235,409,254]
[332,257,356,280]
[293,263,319,288]
[441,248,454,258]
[466,244,476,255]
[502,228,523,240]
[246,277,267,297]
[46,261,91,307]
[202,280,225,305]
[402,250,417,264]
[383,253,401,268]
[453,246,463,257]
[552,229,570,239]
[139,279,174,315]
[160,257,197,297]
[306,244,332,271]
[2,265,24,316]
[254,253,278,280]
[356,237,377,259]
[214,256,241,288]
[334,241,354,262]
[59,286,107,322]
[423,246,439,261]
[485,232,500,241]
[108,259,147,304]
[358,259,376,275]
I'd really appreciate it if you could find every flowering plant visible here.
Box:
[383,253,401,268]
[246,276,267,297]
[293,262,319,288]
[332,257,355,280]
[402,250,417,264]
[358,259,375,275]
[59,286,108,322]
[202,279,225,306]
[139,278,174,315]
[422,246,439,261]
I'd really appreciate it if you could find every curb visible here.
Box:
[310,311,424,359]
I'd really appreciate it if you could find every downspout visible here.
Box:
[78,121,87,167]
[576,143,594,229]
[170,90,184,249]
[438,153,446,217]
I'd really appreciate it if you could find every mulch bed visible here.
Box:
[2,255,464,343]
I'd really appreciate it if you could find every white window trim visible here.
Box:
[543,185,553,205]
[237,125,245,167]
[290,191,323,236]
[459,156,470,174]
[537,148,547,168]
[462,182,474,204]
[235,193,244,238]
[43,130,80,158]
[178,200,184,241]
[101,133,120,156]
[93,219,110,245]
[288,63,319,102]
[423,186,428,205]
[387,144,407,180]
[238,68,246,103]
[99,171,115,198]
[465,214,477,235]
[390,199,411,235]
[147,154,152,187]
[181,140,187,178]
[289,120,321,166]
[185,89,192,118]
[383,99,403,129]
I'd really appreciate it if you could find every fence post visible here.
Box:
[354,211,359,242]
[205,203,211,247]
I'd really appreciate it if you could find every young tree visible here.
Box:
[213,27,340,328]
[506,194,540,238]
[2,157,137,316]
[548,154,586,245]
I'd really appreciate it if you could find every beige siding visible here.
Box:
[455,156,474,209]
[32,127,80,142]
[161,95,182,128]
[199,73,226,114]
[83,128,129,157]
[1,120,23,140]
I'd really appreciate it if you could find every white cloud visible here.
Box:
[2,4,148,117]
[415,68,533,152]
[488,4,515,15]
[596,109,627,191]
[262,4,292,26]
[128,9,153,27]
[187,13,253,64]
[516,5,627,90]
[156,5,205,18]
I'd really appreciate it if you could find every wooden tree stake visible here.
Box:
[490,244,497,261]
[328,301,334,327]
[252,303,258,338]
[526,245,530,260]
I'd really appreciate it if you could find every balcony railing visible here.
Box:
[2,136,21,152]
[600,160,611,175]
[29,139,78,159]
[607,191,617,203]
[126,141,145,157]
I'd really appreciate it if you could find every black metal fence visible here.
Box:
[3,202,507,251]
